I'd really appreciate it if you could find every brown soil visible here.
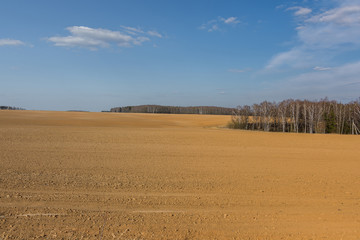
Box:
[1,110,360,239]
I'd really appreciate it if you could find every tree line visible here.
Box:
[229,98,360,135]
[0,106,25,110]
[110,105,235,115]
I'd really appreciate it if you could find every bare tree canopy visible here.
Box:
[229,98,360,135]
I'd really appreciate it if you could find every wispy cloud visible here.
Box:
[288,61,360,91]
[48,26,161,50]
[266,48,312,69]
[287,6,312,16]
[266,2,360,69]
[200,16,241,32]
[259,61,360,101]
[0,38,25,46]
[147,30,162,38]
[313,66,332,71]
[307,5,360,25]
[120,26,144,35]
[222,17,241,24]
[261,2,360,101]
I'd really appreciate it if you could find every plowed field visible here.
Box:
[1,110,360,239]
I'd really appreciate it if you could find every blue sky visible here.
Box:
[1,0,360,111]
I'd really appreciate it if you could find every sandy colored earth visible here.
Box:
[1,110,360,239]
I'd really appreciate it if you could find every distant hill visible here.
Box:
[110,105,235,115]
[0,106,25,110]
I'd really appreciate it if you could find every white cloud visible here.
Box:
[120,26,144,35]
[290,61,360,90]
[200,16,240,32]
[259,1,360,101]
[48,26,160,50]
[133,36,150,45]
[266,48,314,69]
[0,39,25,46]
[313,66,332,71]
[222,17,240,24]
[260,61,360,101]
[266,2,360,69]
[287,6,312,16]
[147,30,162,38]
[208,24,219,32]
[307,5,360,25]
[298,5,360,49]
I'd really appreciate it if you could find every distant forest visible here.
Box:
[110,105,235,115]
[0,106,25,110]
[229,98,360,135]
